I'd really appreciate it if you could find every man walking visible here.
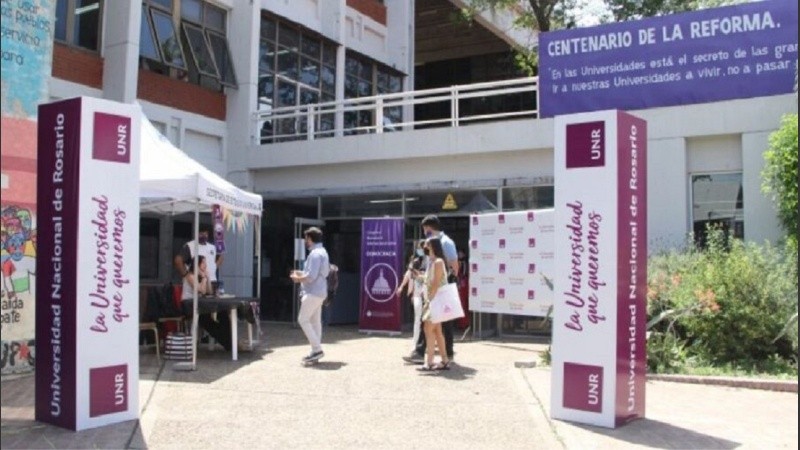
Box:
[404,215,458,363]
[290,227,330,363]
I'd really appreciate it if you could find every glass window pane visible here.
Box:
[277,49,298,80]
[207,30,237,85]
[300,58,319,87]
[55,0,68,41]
[74,0,101,51]
[344,75,358,98]
[149,0,172,11]
[259,39,275,73]
[358,61,371,81]
[321,65,335,94]
[278,26,299,51]
[204,3,225,31]
[322,42,337,66]
[139,217,160,279]
[389,75,402,93]
[301,35,320,58]
[261,17,276,41]
[180,0,201,22]
[357,80,371,97]
[501,186,554,212]
[151,9,187,69]
[277,80,296,107]
[182,22,219,77]
[258,75,274,103]
[345,56,360,76]
[140,6,161,60]
[300,88,319,105]
[376,71,389,94]
[692,173,744,244]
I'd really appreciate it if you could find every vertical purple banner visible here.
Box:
[615,111,647,426]
[359,218,404,333]
[35,98,82,429]
[212,204,225,254]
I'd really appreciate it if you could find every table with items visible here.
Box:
[195,295,260,361]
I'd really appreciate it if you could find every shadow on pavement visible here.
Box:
[0,375,143,450]
[304,361,347,371]
[571,418,740,449]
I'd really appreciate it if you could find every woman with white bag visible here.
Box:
[396,240,426,360]
[417,238,452,371]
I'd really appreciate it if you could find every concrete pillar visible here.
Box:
[221,0,261,297]
[102,1,140,103]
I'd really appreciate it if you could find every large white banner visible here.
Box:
[36,97,140,430]
[468,210,554,317]
[550,110,647,429]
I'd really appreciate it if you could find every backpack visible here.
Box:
[327,263,339,295]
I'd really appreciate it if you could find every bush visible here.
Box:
[762,113,799,250]
[647,228,798,375]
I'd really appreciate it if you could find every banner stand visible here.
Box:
[35,97,141,431]
[358,218,404,334]
[550,109,648,429]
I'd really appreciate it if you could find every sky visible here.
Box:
[572,0,613,27]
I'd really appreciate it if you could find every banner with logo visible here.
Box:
[36,97,140,431]
[359,218,404,333]
[550,110,647,428]
[468,210,554,317]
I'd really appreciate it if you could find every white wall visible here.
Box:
[243,94,795,249]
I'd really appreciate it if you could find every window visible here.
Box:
[691,173,744,246]
[258,14,338,143]
[139,0,237,90]
[140,217,161,279]
[55,0,103,51]
[345,51,403,135]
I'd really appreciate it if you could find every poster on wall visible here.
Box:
[550,110,648,429]
[35,97,141,431]
[468,210,555,317]
[1,0,57,375]
[359,218,403,334]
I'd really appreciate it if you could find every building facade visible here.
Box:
[1,0,795,362]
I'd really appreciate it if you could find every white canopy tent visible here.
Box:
[139,115,263,370]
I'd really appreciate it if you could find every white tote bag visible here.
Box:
[429,283,465,324]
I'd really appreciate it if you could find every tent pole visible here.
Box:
[191,204,200,369]
[255,216,261,298]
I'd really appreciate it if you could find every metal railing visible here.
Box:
[253,76,539,144]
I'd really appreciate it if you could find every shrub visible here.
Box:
[647,228,798,374]
[762,113,799,250]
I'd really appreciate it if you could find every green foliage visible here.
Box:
[647,228,798,376]
[606,0,747,22]
[458,0,579,33]
[761,114,799,249]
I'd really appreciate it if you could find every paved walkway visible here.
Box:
[2,323,797,449]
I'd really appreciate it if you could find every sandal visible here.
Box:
[417,363,436,372]
[433,361,451,371]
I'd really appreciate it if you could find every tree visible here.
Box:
[606,0,746,22]
[761,113,799,249]
[458,0,579,34]
[457,0,579,74]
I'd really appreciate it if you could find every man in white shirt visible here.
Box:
[174,225,229,350]
[175,226,223,283]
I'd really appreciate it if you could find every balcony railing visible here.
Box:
[253,76,539,144]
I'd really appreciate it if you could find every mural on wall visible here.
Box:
[1,0,56,375]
